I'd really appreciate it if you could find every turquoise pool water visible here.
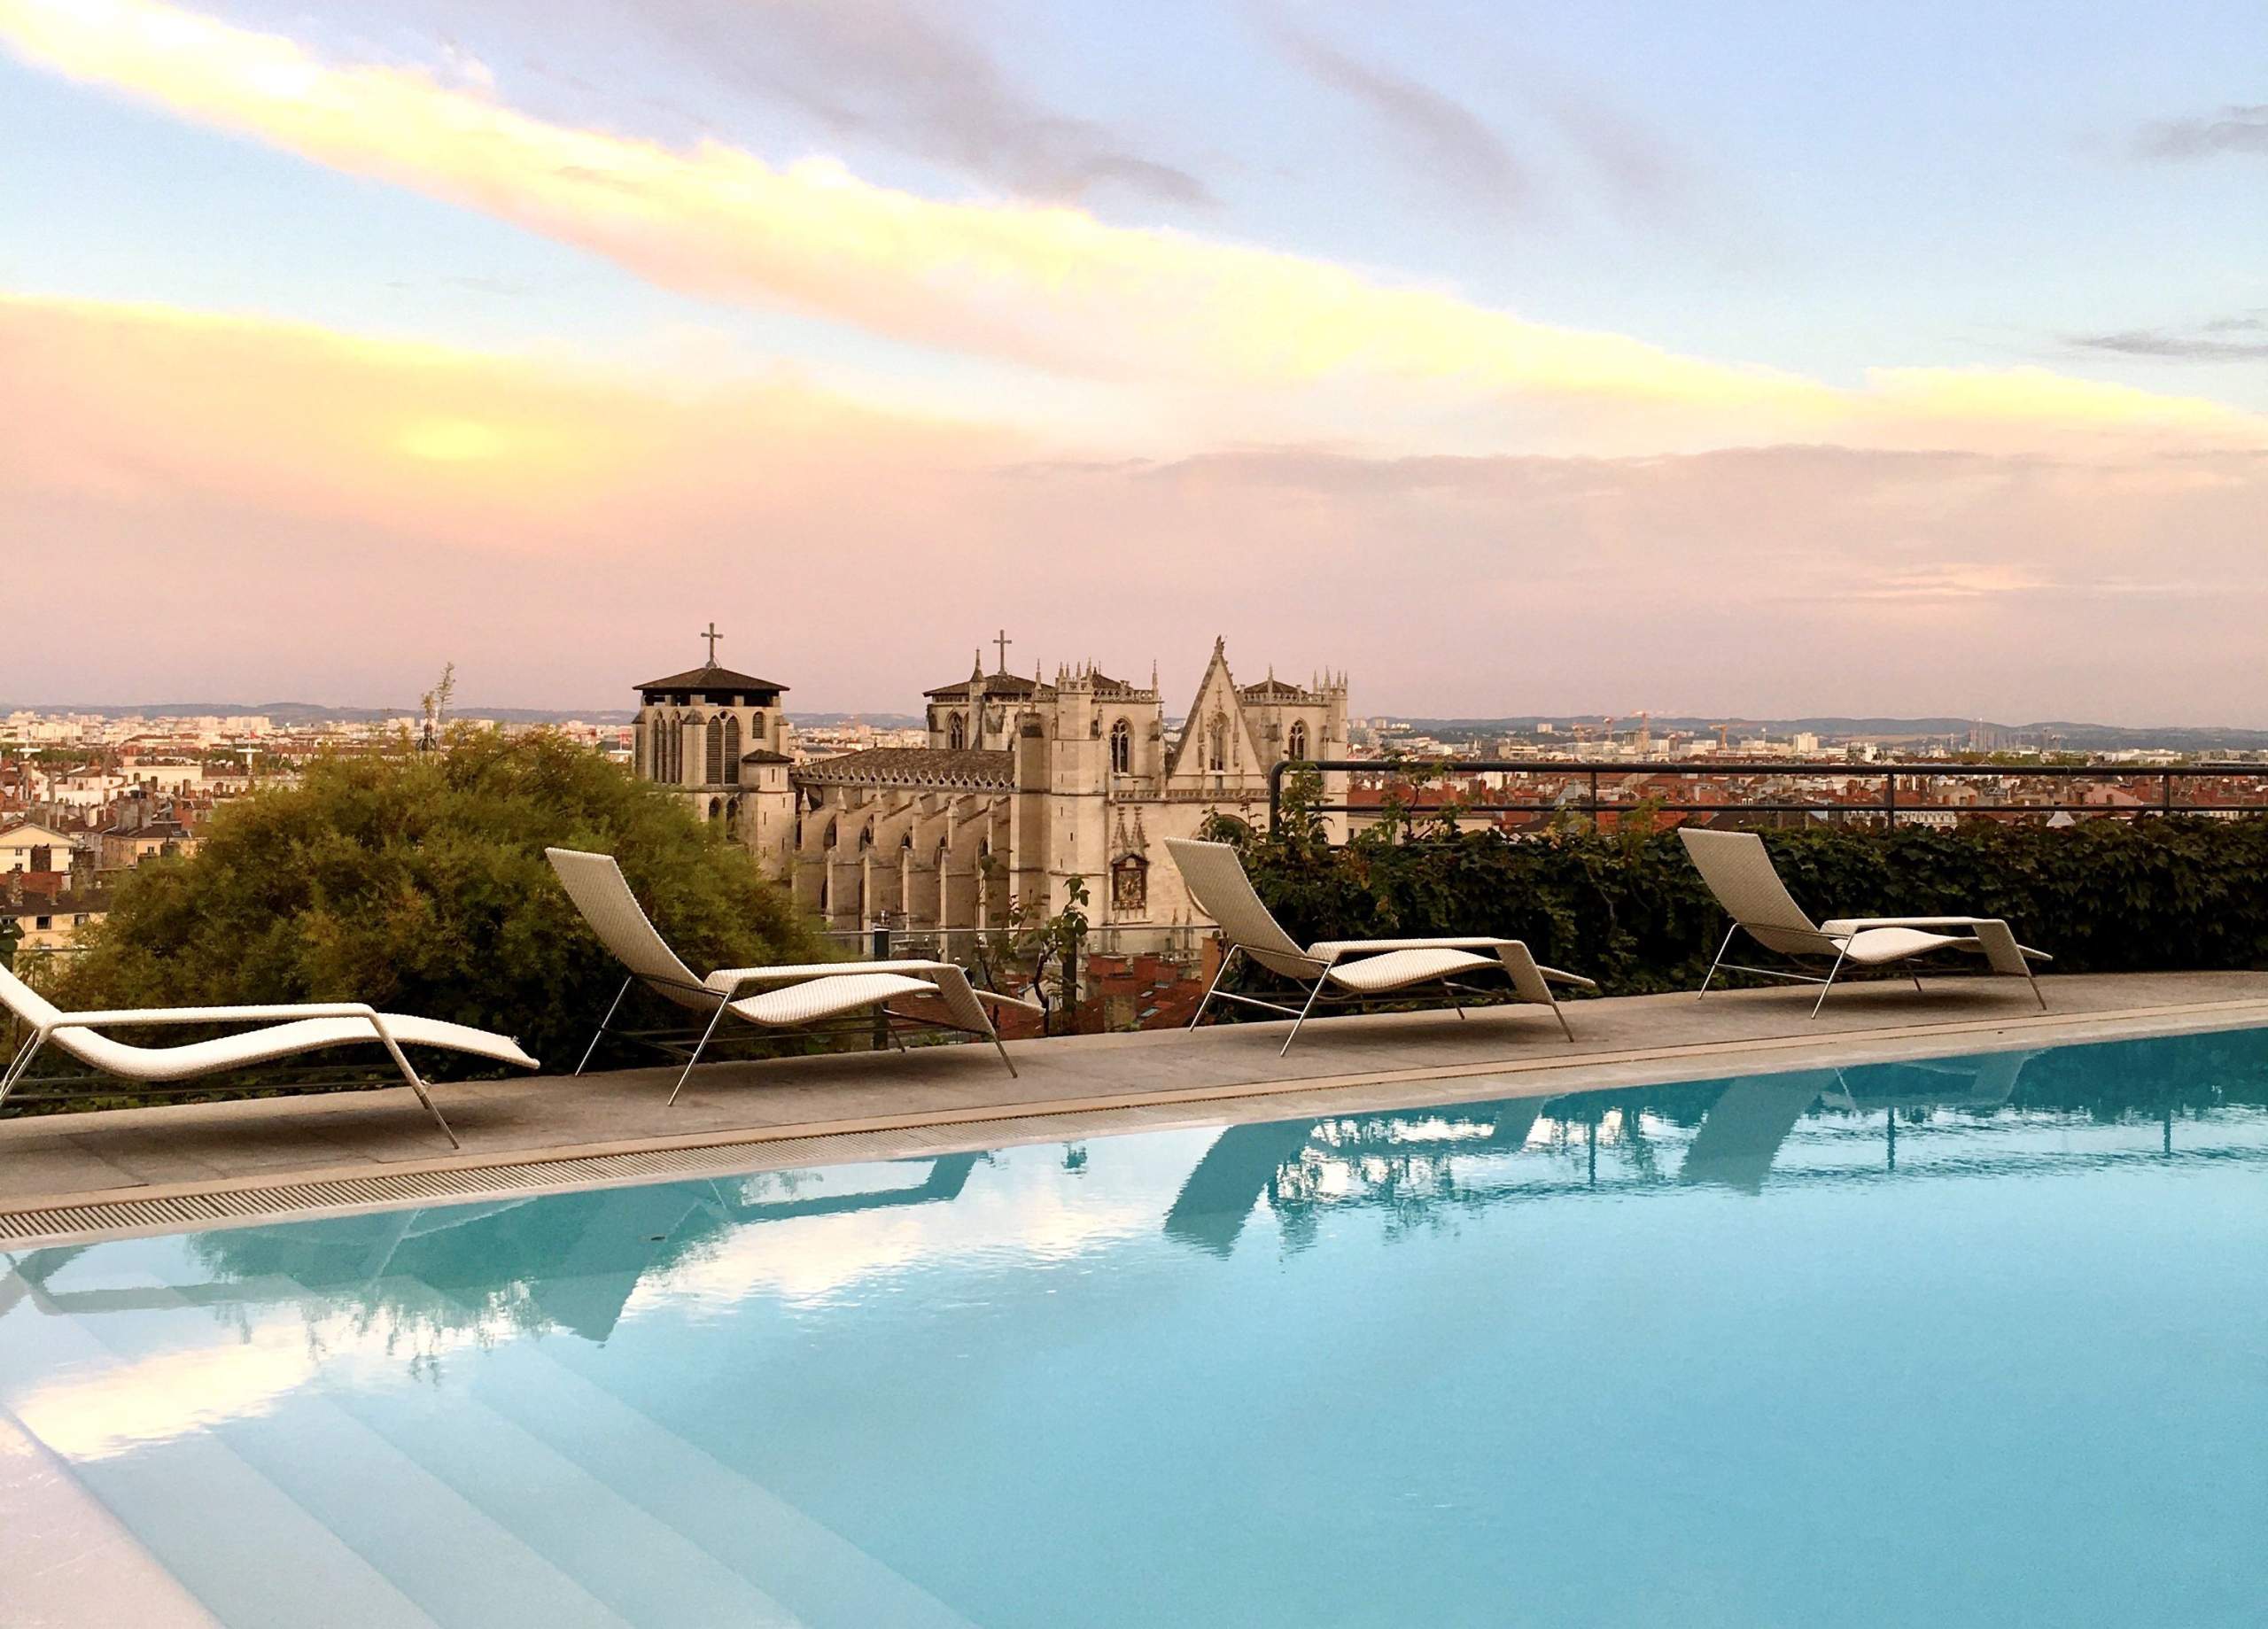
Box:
[3,1028,2264,1627]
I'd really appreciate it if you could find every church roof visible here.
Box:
[793,747,1014,790]
[1239,676,1316,702]
[922,671,1041,701]
[740,749,795,765]
[636,663,788,697]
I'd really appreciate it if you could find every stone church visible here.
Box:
[633,637,1349,932]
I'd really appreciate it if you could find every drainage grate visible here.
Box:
[0,1134,911,1244]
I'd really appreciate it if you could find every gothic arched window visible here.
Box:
[949,711,967,751]
[1110,718,1132,774]
[633,718,649,779]
[1208,720,1226,772]
[705,717,726,784]
[1287,721,1309,761]
[722,714,742,785]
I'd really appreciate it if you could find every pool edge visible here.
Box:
[4,994,2264,1249]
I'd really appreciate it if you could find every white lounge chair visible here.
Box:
[1165,838,1596,1054]
[0,965,534,1146]
[546,848,1037,1098]
[1679,827,2048,1016]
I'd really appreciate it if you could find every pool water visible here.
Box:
[3,1029,2264,1627]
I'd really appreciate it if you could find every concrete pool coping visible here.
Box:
[2,969,2264,1245]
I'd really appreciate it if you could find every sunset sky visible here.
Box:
[4,0,2264,721]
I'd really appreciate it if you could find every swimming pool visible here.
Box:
[3,1028,2264,1627]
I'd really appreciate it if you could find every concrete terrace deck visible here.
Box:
[4,970,2267,1237]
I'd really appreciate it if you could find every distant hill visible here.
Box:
[0,700,927,730]
[12,701,2264,753]
[1,700,637,725]
[1381,717,2268,752]
[786,712,927,730]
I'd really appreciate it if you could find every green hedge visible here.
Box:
[1217,804,2268,995]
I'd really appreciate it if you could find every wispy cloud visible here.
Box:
[2069,312,2268,361]
[1846,563,2048,602]
[1,0,2262,460]
[1252,9,1688,227]
[2134,103,2268,160]
[641,0,1215,208]
[1536,88,1678,211]
[1255,12,1528,211]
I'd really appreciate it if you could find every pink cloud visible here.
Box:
[6,296,2264,725]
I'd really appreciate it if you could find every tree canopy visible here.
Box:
[50,731,823,1067]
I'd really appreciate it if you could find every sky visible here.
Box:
[2,0,2264,723]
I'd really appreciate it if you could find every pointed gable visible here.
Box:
[1166,637,1269,781]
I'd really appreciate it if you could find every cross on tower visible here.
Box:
[992,628,1014,673]
[700,622,722,665]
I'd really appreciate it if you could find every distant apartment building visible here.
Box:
[0,819,82,874]
[97,793,198,870]
[4,872,112,952]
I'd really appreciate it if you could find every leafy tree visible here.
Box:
[50,729,823,1068]
[989,873,1091,1035]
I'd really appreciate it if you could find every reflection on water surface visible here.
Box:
[3,1028,2264,1629]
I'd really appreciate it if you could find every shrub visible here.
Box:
[1221,785,2268,996]
[50,731,823,1068]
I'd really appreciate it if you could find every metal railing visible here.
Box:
[1266,758,2268,831]
[813,924,1206,958]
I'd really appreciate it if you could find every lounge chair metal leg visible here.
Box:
[962,998,1018,1077]
[669,999,732,1106]
[375,1035,459,1150]
[1278,978,1329,1058]
[2025,962,2047,1012]
[1551,998,1574,1043]
[1188,946,1240,1030]
[0,1032,45,1112]
[1697,925,1736,1000]
[577,977,633,1076]
[1809,950,1850,1020]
